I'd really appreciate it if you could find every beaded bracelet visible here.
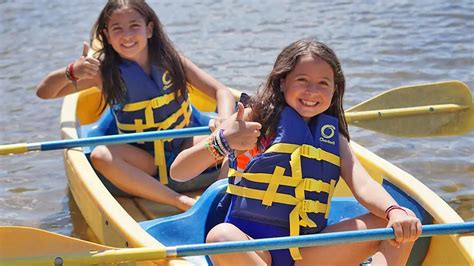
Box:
[214,132,226,155]
[218,129,235,160]
[218,129,232,152]
[205,134,224,161]
[212,133,226,157]
[65,63,78,91]
[384,205,408,220]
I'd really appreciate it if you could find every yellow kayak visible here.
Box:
[2,82,471,265]
[54,84,472,265]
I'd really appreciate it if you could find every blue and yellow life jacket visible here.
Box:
[112,60,192,185]
[226,106,341,260]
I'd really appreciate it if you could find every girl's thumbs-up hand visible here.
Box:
[72,42,101,80]
[221,102,261,151]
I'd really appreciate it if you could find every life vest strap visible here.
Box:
[228,168,332,194]
[122,90,181,112]
[116,100,191,131]
[133,119,145,144]
[154,140,168,184]
[227,184,327,210]
[266,143,340,166]
[325,179,337,219]
[262,166,285,206]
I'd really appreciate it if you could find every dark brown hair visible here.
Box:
[91,0,187,107]
[250,39,349,149]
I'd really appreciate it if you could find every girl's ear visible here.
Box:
[147,22,153,38]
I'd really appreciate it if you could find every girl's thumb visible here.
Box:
[82,42,90,57]
[235,102,245,121]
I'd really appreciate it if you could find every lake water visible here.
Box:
[0,0,472,238]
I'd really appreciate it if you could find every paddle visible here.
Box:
[346,80,474,137]
[0,126,211,156]
[1,81,472,155]
[2,222,473,265]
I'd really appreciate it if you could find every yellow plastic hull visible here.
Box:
[59,88,472,265]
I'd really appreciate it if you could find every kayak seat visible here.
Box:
[140,178,229,265]
[79,108,117,154]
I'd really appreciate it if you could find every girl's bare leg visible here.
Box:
[297,213,413,266]
[207,223,271,266]
[371,240,415,266]
[90,144,195,211]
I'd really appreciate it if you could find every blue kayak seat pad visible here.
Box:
[140,179,228,265]
[79,108,116,154]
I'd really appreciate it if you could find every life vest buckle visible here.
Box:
[150,97,162,109]
[301,199,326,213]
[303,178,322,192]
[300,144,320,160]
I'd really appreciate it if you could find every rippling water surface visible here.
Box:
[0,0,472,237]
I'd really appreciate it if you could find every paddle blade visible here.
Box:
[346,81,474,137]
[0,226,167,265]
[0,226,112,265]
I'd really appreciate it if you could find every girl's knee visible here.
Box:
[90,145,112,167]
[206,223,241,243]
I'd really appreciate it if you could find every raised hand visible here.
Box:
[221,102,262,151]
[386,207,422,247]
[72,42,101,80]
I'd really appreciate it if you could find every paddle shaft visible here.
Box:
[4,222,473,265]
[172,222,474,257]
[0,126,211,155]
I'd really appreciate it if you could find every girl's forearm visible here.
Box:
[37,67,99,99]
[352,178,399,219]
[170,140,218,182]
[36,68,72,99]
[216,87,235,118]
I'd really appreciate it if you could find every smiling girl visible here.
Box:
[36,0,235,211]
[171,39,422,265]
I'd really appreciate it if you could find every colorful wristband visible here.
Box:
[205,134,224,161]
[384,205,408,220]
[68,63,79,81]
[218,129,235,160]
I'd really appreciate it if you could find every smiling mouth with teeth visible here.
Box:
[300,99,319,107]
[122,42,137,48]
